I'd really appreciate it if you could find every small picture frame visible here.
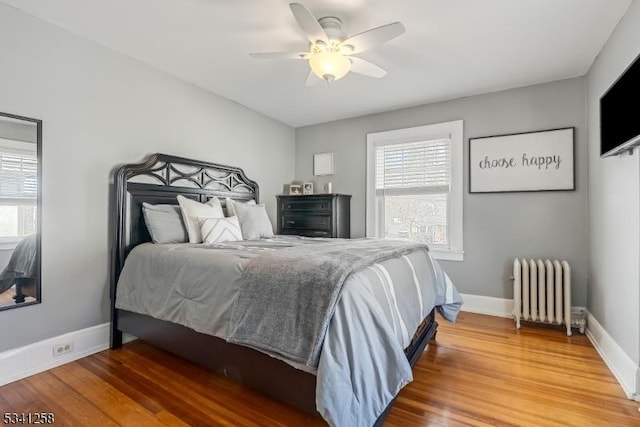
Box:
[303,182,313,195]
[289,184,302,195]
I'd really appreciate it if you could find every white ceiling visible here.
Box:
[2,0,631,127]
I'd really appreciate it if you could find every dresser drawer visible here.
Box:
[280,198,331,213]
[280,215,331,231]
[280,229,331,238]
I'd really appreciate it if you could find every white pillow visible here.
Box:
[234,202,274,240]
[199,216,243,243]
[177,195,224,243]
[225,197,256,217]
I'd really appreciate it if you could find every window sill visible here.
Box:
[430,249,464,262]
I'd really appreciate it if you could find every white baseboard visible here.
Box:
[459,293,513,318]
[0,323,136,387]
[585,313,639,400]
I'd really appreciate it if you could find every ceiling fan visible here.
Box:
[250,3,405,85]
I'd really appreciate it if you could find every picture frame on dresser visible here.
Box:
[289,184,302,195]
[303,182,313,195]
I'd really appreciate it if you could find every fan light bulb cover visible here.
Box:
[309,51,351,82]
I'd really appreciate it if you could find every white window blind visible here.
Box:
[0,151,37,205]
[367,120,464,261]
[375,139,450,195]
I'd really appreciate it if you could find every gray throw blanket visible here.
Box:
[228,238,427,371]
[0,234,37,294]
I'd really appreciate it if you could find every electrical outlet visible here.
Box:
[52,342,74,357]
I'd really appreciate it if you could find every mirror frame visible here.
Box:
[0,112,42,312]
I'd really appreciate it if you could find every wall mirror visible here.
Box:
[0,112,41,311]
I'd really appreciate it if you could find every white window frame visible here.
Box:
[366,120,464,261]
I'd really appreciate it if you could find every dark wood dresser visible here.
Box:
[276,194,351,238]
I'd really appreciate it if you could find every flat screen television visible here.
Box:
[600,52,640,157]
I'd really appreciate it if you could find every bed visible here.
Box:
[0,234,37,304]
[110,153,462,426]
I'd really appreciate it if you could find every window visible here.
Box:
[0,142,37,244]
[366,120,463,261]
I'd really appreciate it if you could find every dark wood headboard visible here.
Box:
[109,153,259,342]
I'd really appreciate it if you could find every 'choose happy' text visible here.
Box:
[479,153,562,170]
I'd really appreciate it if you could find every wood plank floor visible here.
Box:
[0,286,35,309]
[2,312,639,426]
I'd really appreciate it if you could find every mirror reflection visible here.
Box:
[0,112,40,311]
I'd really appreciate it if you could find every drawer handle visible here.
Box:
[286,220,296,225]
[287,205,292,209]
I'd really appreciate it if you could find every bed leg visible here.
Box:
[111,325,123,349]
[13,279,26,303]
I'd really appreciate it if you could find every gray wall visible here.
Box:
[0,4,294,352]
[587,0,640,364]
[295,78,588,305]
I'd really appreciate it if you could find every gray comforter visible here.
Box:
[115,236,463,426]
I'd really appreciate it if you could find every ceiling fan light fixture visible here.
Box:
[309,51,351,82]
[250,4,405,84]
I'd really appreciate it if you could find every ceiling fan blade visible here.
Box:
[250,52,310,60]
[349,57,387,78]
[306,70,322,86]
[290,3,328,44]
[341,22,405,54]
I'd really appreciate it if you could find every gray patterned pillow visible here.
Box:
[199,216,243,243]
[142,203,188,244]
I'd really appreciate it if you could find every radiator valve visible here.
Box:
[571,307,587,334]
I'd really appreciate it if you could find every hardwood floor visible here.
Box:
[0,286,35,308]
[1,312,639,426]
[0,287,14,306]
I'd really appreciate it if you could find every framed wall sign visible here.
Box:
[469,127,575,193]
